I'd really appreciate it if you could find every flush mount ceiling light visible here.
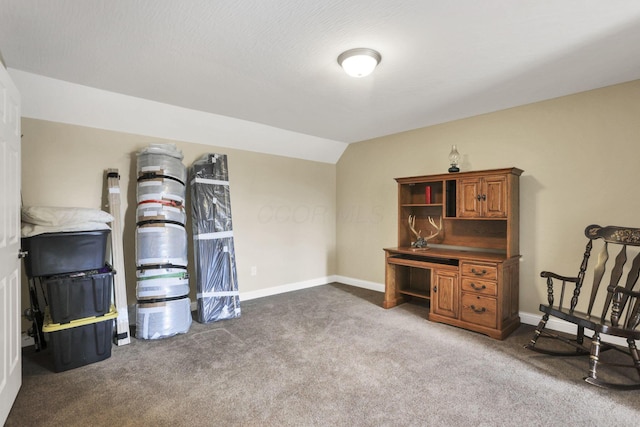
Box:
[337,48,381,78]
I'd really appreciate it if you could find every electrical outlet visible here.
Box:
[250,266,257,276]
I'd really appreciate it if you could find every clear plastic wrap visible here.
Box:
[137,177,186,205]
[136,143,184,159]
[137,202,186,225]
[194,237,240,321]
[136,223,188,267]
[136,267,190,300]
[134,143,192,340]
[191,183,232,233]
[136,143,187,184]
[190,154,241,323]
[136,297,192,340]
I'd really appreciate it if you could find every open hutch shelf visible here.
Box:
[383,167,522,340]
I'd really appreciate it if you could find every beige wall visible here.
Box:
[21,119,336,326]
[20,79,640,329]
[336,79,640,316]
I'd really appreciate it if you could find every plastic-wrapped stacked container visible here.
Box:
[20,207,117,368]
[190,153,241,323]
[136,267,190,300]
[135,144,192,339]
[43,305,117,372]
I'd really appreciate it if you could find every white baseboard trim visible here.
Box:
[183,275,379,311]
[520,310,627,347]
[184,275,377,311]
[132,277,335,318]
[519,311,545,327]
[240,276,336,301]
[332,275,385,293]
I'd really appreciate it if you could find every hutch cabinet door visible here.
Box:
[457,175,508,218]
[483,175,507,218]
[457,177,482,218]
[431,269,459,319]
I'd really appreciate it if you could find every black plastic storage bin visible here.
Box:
[44,266,114,324]
[42,307,116,372]
[21,230,110,277]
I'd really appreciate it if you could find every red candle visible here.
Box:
[425,186,431,204]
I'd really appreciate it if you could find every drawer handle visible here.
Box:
[471,268,487,276]
[470,305,486,314]
[470,283,486,291]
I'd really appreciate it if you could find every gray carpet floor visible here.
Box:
[6,283,640,426]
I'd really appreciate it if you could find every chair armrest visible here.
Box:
[612,286,640,300]
[609,286,640,329]
[539,271,580,310]
[540,271,578,283]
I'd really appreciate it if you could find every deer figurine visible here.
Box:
[408,215,442,249]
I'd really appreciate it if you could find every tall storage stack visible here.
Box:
[190,154,241,323]
[135,144,192,339]
[20,206,116,372]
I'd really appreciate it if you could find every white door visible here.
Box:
[0,63,22,424]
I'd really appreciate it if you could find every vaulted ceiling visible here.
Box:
[2,1,640,144]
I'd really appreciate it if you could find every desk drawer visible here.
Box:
[461,278,497,296]
[461,293,497,329]
[461,262,498,281]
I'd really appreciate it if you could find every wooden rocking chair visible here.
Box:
[585,284,640,389]
[525,224,640,388]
